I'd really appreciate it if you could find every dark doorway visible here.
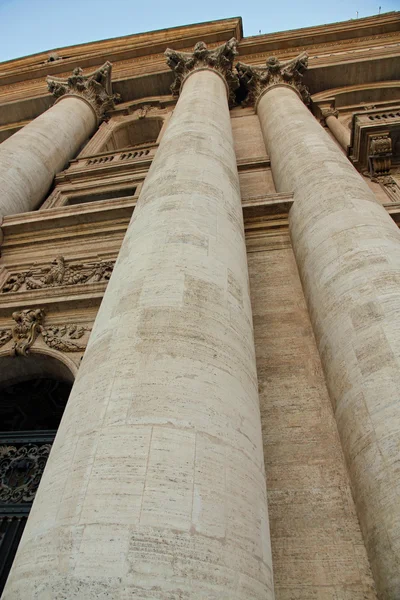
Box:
[0,357,73,595]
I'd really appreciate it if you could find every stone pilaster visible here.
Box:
[3,41,274,599]
[0,63,116,219]
[239,54,400,599]
[321,106,351,150]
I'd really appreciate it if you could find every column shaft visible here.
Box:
[3,69,274,599]
[325,113,351,150]
[0,97,96,217]
[258,85,400,599]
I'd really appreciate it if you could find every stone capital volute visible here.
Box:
[165,38,239,106]
[47,62,119,122]
[236,52,310,108]
[320,106,339,125]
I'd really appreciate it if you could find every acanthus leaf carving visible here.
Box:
[165,38,239,106]
[1,255,114,294]
[47,62,120,121]
[39,324,90,353]
[236,52,310,107]
[0,310,92,355]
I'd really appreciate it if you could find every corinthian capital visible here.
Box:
[236,52,310,107]
[47,62,119,121]
[165,38,239,106]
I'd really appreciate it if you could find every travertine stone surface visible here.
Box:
[258,84,400,599]
[3,68,274,598]
[0,97,96,217]
[248,246,377,599]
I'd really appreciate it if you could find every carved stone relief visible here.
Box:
[236,52,310,107]
[368,132,392,178]
[1,256,114,294]
[47,62,119,121]
[165,38,239,106]
[0,309,91,356]
[11,308,44,356]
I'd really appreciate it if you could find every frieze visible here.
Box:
[237,52,310,107]
[1,255,114,294]
[0,309,92,356]
[165,38,239,106]
[241,32,400,63]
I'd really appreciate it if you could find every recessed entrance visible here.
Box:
[0,354,73,594]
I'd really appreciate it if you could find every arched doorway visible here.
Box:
[0,354,74,594]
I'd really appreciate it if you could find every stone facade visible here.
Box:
[0,11,400,600]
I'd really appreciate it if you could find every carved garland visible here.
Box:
[0,309,91,356]
[1,255,114,294]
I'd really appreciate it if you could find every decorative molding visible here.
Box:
[47,62,119,121]
[0,330,12,348]
[368,132,392,178]
[1,256,114,294]
[0,443,51,504]
[0,310,92,356]
[40,324,90,353]
[165,38,239,106]
[236,52,310,107]
[11,308,44,356]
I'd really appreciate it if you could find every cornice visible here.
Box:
[238,12,400,57]
[0,18,242,86]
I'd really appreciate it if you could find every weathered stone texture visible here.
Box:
[258,84,400,598]
[231,112,268,161]
[239,169,276,199]
[3,69,274,599]
[248,245,377,599]
[0,97,96,217]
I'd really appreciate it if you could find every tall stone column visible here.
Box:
[0,63,116,218]
[321,106,351,150]
[238,54,400,599]
[3,40,274,600]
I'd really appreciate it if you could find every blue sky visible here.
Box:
[0,0,398,62]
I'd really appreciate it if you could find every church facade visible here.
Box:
[0,12,399,599]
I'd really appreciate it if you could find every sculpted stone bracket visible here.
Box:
[165,38,239,106]
[236,52,310,108]
[47,62,119,121]
[350,106,400,175]
[0,308,91,356]
[1,255,114,295]
[368,132,392,178]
